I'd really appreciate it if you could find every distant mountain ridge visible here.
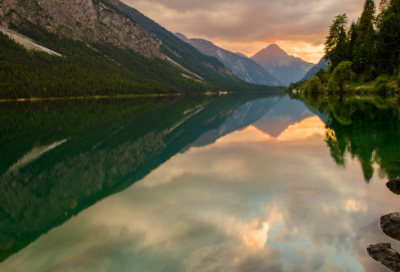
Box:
[235,52,248,58]
[174,33,283,86]
[300,57,327,81]
[250,44,314,86]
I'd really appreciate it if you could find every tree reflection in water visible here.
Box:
[291,92,400,183]
[292,92,400,271]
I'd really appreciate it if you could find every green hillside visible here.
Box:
[0,1,281,100]
[286,0,400,94]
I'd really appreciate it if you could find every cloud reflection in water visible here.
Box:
[1,99,399,272]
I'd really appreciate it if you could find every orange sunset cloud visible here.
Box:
[120,0,368,63]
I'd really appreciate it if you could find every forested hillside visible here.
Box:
[0,0,280,99]
[0,29,182,99]
[286,0,400,94]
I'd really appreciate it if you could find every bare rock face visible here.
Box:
[0,0,161,57]
[387,178,400,195]
[367,243,400,272]
[381,213,400,241]
[0,0,54,30]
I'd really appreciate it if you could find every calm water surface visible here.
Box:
[1,94,400,272]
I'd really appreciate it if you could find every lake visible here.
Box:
[0,93,400,272]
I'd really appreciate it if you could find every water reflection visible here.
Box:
[0,94,279,262]
[0,94,400,272]
[291,92,400,183]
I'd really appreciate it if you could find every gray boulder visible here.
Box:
[367,243,400,272]
[381,213,400,241]
[387,178,400,195]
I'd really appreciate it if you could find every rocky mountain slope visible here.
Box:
[300,57,327,81]
[251,44,314,86]
[175,33,282,86]
[0,0,280,98]
[104,0,240,82]
[0,25,62,56]
[0,0,161,57]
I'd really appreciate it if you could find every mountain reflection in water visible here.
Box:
[0,94,399,272]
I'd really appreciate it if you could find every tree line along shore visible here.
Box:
[286,0,400,96]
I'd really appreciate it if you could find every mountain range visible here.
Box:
[251,44,315,86]
[174,33,283,87]
[0,0,280,99]
[0,0,319,97]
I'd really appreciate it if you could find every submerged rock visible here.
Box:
[381,213,400,241]
[387,178,400,195]
[367,243,400,272]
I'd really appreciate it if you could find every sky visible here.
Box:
[121,0,370,63]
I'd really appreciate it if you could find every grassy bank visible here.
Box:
[285,65,400,95]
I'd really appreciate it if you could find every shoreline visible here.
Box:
[0,90,284,102]
[0,93,182,102]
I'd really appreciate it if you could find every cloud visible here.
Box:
[121,0,368,62]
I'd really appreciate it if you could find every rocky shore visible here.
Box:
[367,178,400,271]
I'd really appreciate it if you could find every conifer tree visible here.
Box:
[365,23,376,69]
[376,0,390,26]
[358,0,376,35]
[347,21,359,62]
[335,28,349,68]
[376,0,400,71]
[324,14,349,69]
[352,0,376,74]
[353,36,365,74]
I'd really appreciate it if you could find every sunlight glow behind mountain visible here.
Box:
[121,0,367,63]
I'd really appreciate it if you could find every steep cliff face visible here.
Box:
[0,0,161,57]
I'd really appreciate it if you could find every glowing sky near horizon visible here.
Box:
[121,0,370,63]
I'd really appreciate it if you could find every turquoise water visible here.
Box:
[0,94,400,272]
